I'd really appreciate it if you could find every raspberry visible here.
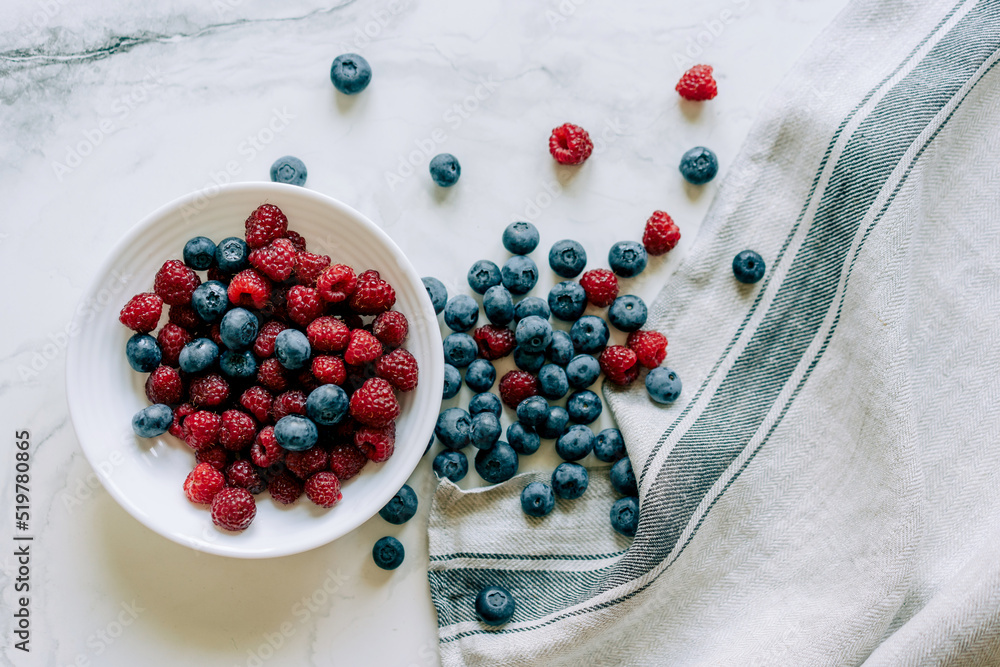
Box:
[157,323,191,367]
[474,325,516,360]
[257,357,290,393]
[372,311,408,348]
[253,320,288,358]
[184,410,222,450]
[296,369,321,393]
[311,355,347,385]
[287,285,324,327]
[195,445,230,471]
[626,330,668,369]
[153,260,201,306]
[168,403,196,438]
[249,238,297,282]
[268,470,303,505]
[316,264,357,304]
[225,459,267,494]
[284,230,307,252]
[294,252,330,285]
[119,293,163,333]
[145,365,183,404]
[219,409,257,451]
[207,323,223,346]
[349,270,396,315]
[675,64,717,101]
[599,345,640,386]
[211,487,257,531]
[250,426,284,468]
[499,370,539,408]
[355,422,396,462]
[286,447,330,480]
[228,268,272,310]
[260,285,290,323]
[344,329,383,365]
[245,203,288,249]
[239,386,273,423]
[183,462,226,504]
[189,373,230,408]
[349,377,400,427]
[307,316,350,353]
[579,269,619,308]
[168,303,199,331]
[548,123,594,165]
[374,348,419,392]
[272,390,307,421]
[305,472,342,508]
[328,442,368,480]
[642,211,681,256]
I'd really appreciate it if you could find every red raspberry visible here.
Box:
[169,403,196,438]
[294,252,330,285]
[239,386,273,423]
[311,355,347,385]
[195,445,230,471]
[548,123,594,165]
[287,285,324,327]
[328,442,368,480]
[375,348,419,392]
[257,357,290,393]
[499,370,539,408]
[296,369,322,393]
[599,345,640,386]
[316,264,357,304]
[260,284,290,323]
[268,470,303,505]
[675,64,718,101]
[284,230,307,252]
[344,329,383,365]
[157,323,191,367]
[305,472,342,508]
[253,320,288,358]
[225,459,267,494]
[250,426,284,468]
[642,211,681,256]
[227,268,272,310]
[307,316,351,353]
[249,238,297,282]
[626,330,668,369]
[245,203,288,249]
[286,447,330,480]
[219,409,257,451]
[207,323,223,346]
[349,270,396,315]
[183,462,226,504]
[579,269,619,308]
[145,365,183,404]
[272,390,307,421]
[211,487,256,531]
[168,304,199,331]
[473,325,516,360]
[372,311,408,348]
[349,377,400,427]
[355,422,396,462]
[153,260,201,306]
[184,410,222,450]
[189,373,230,408]
[119,293,163,333]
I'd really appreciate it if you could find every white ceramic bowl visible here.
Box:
[66,182,442,558]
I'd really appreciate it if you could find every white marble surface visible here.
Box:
[0,0,848,664]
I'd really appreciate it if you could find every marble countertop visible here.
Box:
[0,0,848,664]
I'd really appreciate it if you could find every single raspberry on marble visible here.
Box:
[642,210,681,256]
[675,64,718,101]
[548,123,594,165]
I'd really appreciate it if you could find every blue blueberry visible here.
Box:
[379,484,418,524]
[593,428,625,462]
[608,241,648,278]
[475,585,515,625]
[732,250,765,284]
[570,316,609,354]
[567,390,602,424]
[547,281,587,321]
[469,392,502,417]
[126,334,161,373]
[501,255,538,295]
[608,295,648,332]
[679,146,719,185]
[537,364,569,400]
[464,359,496,393]
[515,316,552,354]
[515,395,549,428]
[566,354,601,389]
[513,346,545,373]
[372,536,404,570]
[482,285,514,325]
[178,338,219,374]
[443,364,462,399]
[556,424,595,461]
[470,412,502,450]
[435,407,471,450]
[546,330,575,365]
[191,280,230,323]
[646,367,682,404]
[444,295,479,332]
[422,277,448,314]
[467,260,501,294]
[433,450,468,482]
[520,482,555,518]
[536,406,569,440]
[306,384,349,425]
[610,457,637,495]
[475,441,518,484]
[270,155,308,186]
[274,329,311,370]
[215,237,248,274]
[219,349,258,379]
[443,333,478,367]
[219,308,259,351]
[183,236,216,271]
[426,434,435,455]
[610,496,639,537]
[551,462,589,499]
[429,153,461,187]
[274,415,319,451]
[330,53,372,95]
[131,404,173,438]
[548,240,587,278]
[507,422,540,455]
[502,221,539,255]
[514,297,550,322]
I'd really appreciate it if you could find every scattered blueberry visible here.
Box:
[547,281,587,321]
[521,482,556,518]
[469,392,502,417]
[610,496,639,537]
[467,260,501,294]
[536,406,570,440]
[435,407,472,450]
[178,338,219,374]
[732,250,765,284]
[379,484,418,524]
[274,415,319,451]
[131,404,173,438]
[126,334,161,373]
[566,354,601,389]
[444,295,479,332]
[274,329,311,369]
[464,359,496,393]
[608,295,648,332]
[215,237,249,274]
[219,349,258,379]
[433,450,469,482]
[372,536,404,570]
[610,457,637,495]
[422,277,448,314]
[429,153,461,187]
[305,384,349,425]
[567,390,602,424]
[679,146,719,185]
[183,236,216,271]
[330,53,372,95]
[470,412,502,450]
[475,441,519,484]
[475,585,515,625]
[546,330,575,365]
[219,308,259,351]
[515,316,552,354]
[646,367,682,404]
[502,221,539,255]
[501,255,539,295]
[513,346,546,373]
[443,364,462,399]
[537,364,569,400]
[442,333,478,367]
[608,241,648,278]
[514,297,550,322]
[570,315,609,354]
[191,280,230,323]
[270,156,308,186]
[516,396,550,428]
[482,285,514,325]
[551,462,589,499]
[556,424,595,461]
[593,428,626,462]
[507,422,541,455]
[548,239,587,278]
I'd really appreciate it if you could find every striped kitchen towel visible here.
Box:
[428,0,1000,664]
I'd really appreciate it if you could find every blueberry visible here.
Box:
[570,315,609,354]
[274,415,319,451]
[469,392,502,417]
[610,457,637,495]
[646,367,682,404]
[470,412,502,450]
[467,260,500,294]
[126,334,161,373]
[465,359,496,393]
[178,338,219,374]
[429,153,461,187]
[515,396,550,428]
[274,329,311,370]
[515,316,552,354]
[215,237,248,274]
[502,221,539,255]
[732,250,766,284]
[521,482,555,518]
[443,333,478,367]
[593,428,625,462]
[566,354,601,389]
[547,281,587,321]
[537,364,569,400]
[379,484,418,524]
[608,241,648,278]
[131,404,173,438]
[514,297,550,322]
[444,295,479,332]
[330,53,372,95]
[220,349,258,379]
[608,295,648,332]
[443,364,462,399]
[507,422,540,455]
[435,407,472,450]
[306,384,349,425]
[546,330,575,365]
[220,308,259,351]
[482,285,514,326]
[501,255,538,295]
[610,496,639,537]
[548,239,587,278]
[679,146,719,185]
[372,536,404,570]
[422,277,448,314]
[556,424,595,461]
[270,155,308,186]
[183,236,216,270]
[433,450,469,482]
[191,280,230,323]
[567,390,603,424]
[475,585,515,625]
[426,434,435,455]
[475,441,518,484]
[536,406,569,440]
[551,462,589,499]
[513,346,545,373]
